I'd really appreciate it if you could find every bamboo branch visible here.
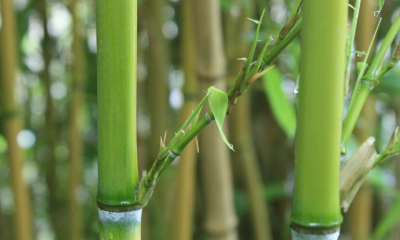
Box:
[342,13,400,155]
[140,6,303,207]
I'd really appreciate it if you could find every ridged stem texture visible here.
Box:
[96,0,139,213]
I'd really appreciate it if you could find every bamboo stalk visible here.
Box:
[170,110,197,240]
[68,0,87,238]
[0,0,33,239]
[144,0,171,238]
[193,0,238,239]
[290,0,347,237]
[146,0,169,162]
[224,8,272,238]
[96,0,140,237]
[230,94,273,240]
[37,1,69,238]
[392,99,400,238]
[0,208,13,239]
[348,184,373,240]
[348,1,376,238]
[170,0,198,238]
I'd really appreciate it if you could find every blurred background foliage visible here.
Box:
[2,0,400,239]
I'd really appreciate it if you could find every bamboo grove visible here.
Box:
[3,0,400,239]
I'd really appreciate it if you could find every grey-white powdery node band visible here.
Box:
[291,229,340,240]
[98,208,142,224]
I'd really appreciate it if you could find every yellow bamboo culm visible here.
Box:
[224,6,273,239]
[0,0,33,239]
[348,0,377,238]
[170,0,198,239]
[144,0,172,238]
[68,0,87,238]
[193,0,238,239]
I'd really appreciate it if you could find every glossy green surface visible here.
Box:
[290,0,346,229]
[96,0,139,208]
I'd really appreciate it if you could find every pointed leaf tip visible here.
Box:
[379,0,385,12]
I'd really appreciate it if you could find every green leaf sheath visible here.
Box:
[344,18,381,136]
[290,0,347,232]
[341,82,373,155]
[164,115,212,167]
[262,69,296,139]
[344,0,361,97]
[96,0,139,210]
[179,94,209,132]
[263,17,302,66]
[363,14,400,85]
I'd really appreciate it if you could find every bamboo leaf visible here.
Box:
[249,35,273,76]
[208,86,234,151]
[379,0,385,12]
[261,68,296,139]
[240,10,265,94]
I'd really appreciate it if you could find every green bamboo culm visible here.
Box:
[96,0,141,237]
[290,0,347,238]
